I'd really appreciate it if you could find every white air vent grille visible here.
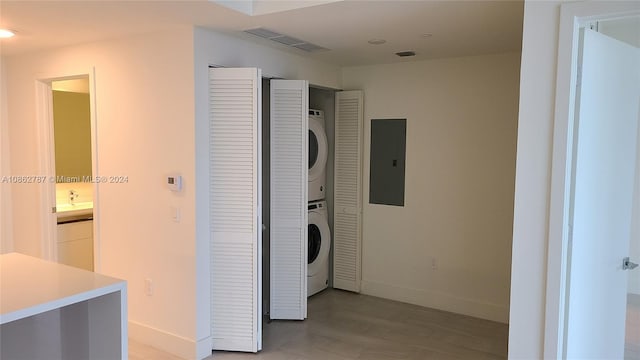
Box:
[271,35,304,46]
[244,27,329,52]
[293,43,327,52]
[245,28,281,38]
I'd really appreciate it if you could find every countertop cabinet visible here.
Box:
[57,219,94,271]
[0,253,127,360]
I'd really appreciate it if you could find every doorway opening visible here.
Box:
[52,77,95,271]
[37,73,99,272]
[545,3,640,358]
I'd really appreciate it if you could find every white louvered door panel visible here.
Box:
[270,79,308,320]
[333,90,363,293]
[209,67,262,352]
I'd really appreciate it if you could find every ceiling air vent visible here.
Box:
[292,43,327,52]
[244,27,329,53]
[395,51,416,57]
[271,35,304,46]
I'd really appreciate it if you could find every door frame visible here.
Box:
[36,68,100,270]
[545,2,640,358]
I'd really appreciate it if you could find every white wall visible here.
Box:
[4,28,199,359]
[0,56,13,253]
[508,1,566,358]
[341,52,520,323]
[193,27,341,358]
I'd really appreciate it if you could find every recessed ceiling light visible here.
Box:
[0,29,15,38]
[368,39,386,45]
[421,33,433,38]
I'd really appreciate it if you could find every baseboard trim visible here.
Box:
[360,280,509,323]
[129,320,207,360]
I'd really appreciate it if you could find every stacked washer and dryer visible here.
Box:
[308,109,331,297]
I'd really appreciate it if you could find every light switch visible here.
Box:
[170,206,181,223]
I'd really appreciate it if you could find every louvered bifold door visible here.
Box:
[270,79,308,320]
[209,67,262,352]
[333,90,363,293]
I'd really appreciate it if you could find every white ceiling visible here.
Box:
[0,0,524,67]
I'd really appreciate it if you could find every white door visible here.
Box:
[209,67,262,352]
[333,90,364,292]
[565,29,640,359]
[269,79,308,320]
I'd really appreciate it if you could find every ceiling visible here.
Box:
[0,0,524,67]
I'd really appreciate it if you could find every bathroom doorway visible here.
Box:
[52,77,95,271]
[37,73,99,271]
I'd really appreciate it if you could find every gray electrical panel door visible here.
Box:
[369,119,406,206]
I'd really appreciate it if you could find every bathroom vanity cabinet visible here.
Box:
[57,218,94,271]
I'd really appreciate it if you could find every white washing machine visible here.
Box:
[308,200,330,297]
[309,109,328,202]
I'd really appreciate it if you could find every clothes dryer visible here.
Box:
[309,109,328,201]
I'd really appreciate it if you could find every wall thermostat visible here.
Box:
[167,174,182,192]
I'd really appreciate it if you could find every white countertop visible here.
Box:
[0,253,126,324]
[56,201,93,219]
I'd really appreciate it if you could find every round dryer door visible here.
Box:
[309,117,328,182]
[308,211,330,276]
